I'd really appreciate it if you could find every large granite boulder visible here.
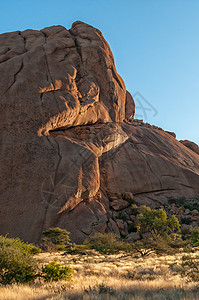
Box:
[0,21,199,243]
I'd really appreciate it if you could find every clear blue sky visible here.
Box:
[1,0,198,144]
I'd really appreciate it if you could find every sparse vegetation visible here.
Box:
[178,254,199,282]
[189,227,199,247]
[1,249,199,299]
[1,201,199,299]
[169,196,199,212]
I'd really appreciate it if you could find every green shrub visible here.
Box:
[189,227,199,247]
[41,261,73,282]
[42,227,72,251]
[0,236,37,284]
[84,233,128,254]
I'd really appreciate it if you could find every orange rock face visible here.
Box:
[0,22,199,243]
[180,140,199,156]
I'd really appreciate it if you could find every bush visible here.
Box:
[41,261,73,282]
[42,227,72,251]
[0,235,41,255]
[84,233,129,254]
[0,236,37,284]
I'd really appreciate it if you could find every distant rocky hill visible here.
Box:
[0,21,199,243]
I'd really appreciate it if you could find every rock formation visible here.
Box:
[180,140,199,156]
[0,21,199,243]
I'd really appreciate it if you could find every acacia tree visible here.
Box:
[137,206,180,239]
[132,206,181,256]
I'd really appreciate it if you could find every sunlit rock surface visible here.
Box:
[0,21,198,243]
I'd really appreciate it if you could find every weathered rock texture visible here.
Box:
[180,140,199,156]
[0,21,199,243]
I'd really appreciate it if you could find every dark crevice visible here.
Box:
[53,138,62,186]
[111,66,123,89]
[69,29,83,62]
[59,53,69,62]
[3,60,23,95]
[161,174,177,177]
[40,93,43,104]
[41,30,47,43]
[179,183,193,189]
[134,188,176,196]
[19,32,27,52]
[49,120,104,134]
[46,136,58,154]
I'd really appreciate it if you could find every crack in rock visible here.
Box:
[3,60,24,94]
[19,31,27,52]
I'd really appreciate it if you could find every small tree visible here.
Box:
[137,206,180,239]
[131,206,181,256]
[42,227,72,251]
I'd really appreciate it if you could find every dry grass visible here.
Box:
[0,251,199,300]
